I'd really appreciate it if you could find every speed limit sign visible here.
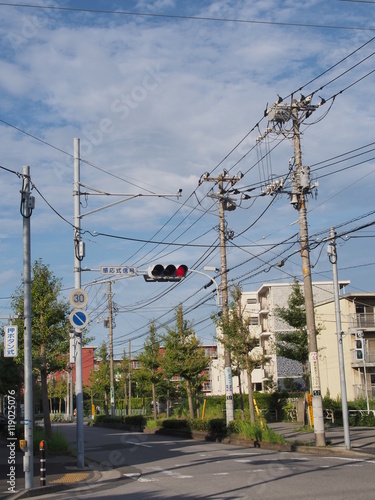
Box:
[69,288,88,309]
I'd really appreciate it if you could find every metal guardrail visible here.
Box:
[349,409,375,417]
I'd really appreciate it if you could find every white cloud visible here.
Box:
[0,0,374,351]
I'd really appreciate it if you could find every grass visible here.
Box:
[228,420,286,444]
[33,426,70,454]
[295,425,314,433]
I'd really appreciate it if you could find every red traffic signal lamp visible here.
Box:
[145,264,188,282]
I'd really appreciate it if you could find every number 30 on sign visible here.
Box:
[69,288,88,309]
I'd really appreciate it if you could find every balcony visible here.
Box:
[351,349,375,366]
[348,313,375,330]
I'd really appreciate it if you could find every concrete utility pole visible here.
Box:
[21,165,34,489]
[108,281,115,417]
[327,227,351,449]
[128,340,132,415]
[264,97,326,446]
[72,139,182,428]
[291,99,325,446]
[73,138,85,468]
[199,171,242,425]
[218,176,234,425]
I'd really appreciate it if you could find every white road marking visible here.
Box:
[229,452,258,456]
[124,440,152,448]
[323,456,375,465]
[148,466,193,479]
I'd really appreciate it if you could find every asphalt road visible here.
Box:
[23,423,375,500]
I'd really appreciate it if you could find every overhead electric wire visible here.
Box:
[0,164,22,177]
[314,155,375,180]
[0,2,374,31]
[311,141,375,169]
[282,34,375,101]
[2,12,375,350]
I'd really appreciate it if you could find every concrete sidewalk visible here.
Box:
[1,422,375,499]
[0,435,100,500]
[268,422,375,455]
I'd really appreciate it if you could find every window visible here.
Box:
[247,298,257,304]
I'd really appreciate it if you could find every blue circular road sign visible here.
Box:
[70,309,89,329]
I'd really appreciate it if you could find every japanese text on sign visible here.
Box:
[100,266,137,276]
[4,326,18,358]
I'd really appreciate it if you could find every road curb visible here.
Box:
[5,462,102,500]
[151,427,374,458]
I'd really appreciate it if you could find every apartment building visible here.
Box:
[212,281,350,396]
[315,292,375,401]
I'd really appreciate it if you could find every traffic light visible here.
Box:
[145,264,188,282]
[355,332,366,361]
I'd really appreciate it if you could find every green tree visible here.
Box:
[89,342,110,415]
[132,366,151,415]
[117,348,131,414]
[54,376,67,414]
[214,285,266,423]
[162,305,209,419]
[138,322,163,420]
[0,346,23,419]
[274,280,309,389]
[11,259,70,437]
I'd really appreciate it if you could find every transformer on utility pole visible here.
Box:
[199,171,243,425]
[264,96,326,446]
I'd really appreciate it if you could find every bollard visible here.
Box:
[39,440,46,486]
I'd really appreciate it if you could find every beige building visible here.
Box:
[315,293,375,401]
[212,281,351,397]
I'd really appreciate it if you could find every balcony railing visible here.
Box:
[348,313,375,329]
[351,351,375,365]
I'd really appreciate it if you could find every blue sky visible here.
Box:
[1,0,375,357]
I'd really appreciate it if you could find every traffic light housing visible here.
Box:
[145,264,188,282]
[355,332,366,361]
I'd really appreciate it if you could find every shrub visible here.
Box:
[228,420,285,444]
[188,419,210,432]
[349,411,375,427]
[123,415,146,428]
[94,415,122,425]
[162,419,188,430]
[207,418,227,436]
